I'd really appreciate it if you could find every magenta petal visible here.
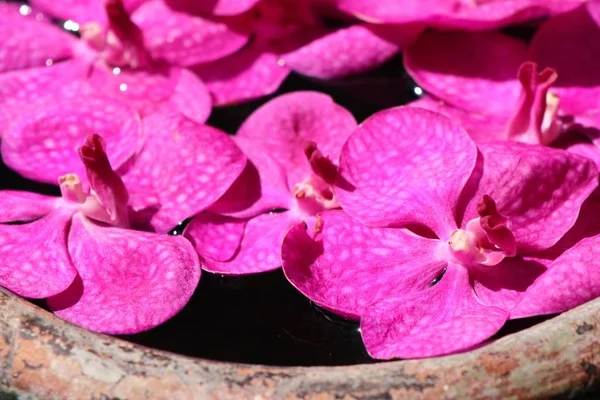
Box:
[462,142,598,251]
[336,0,452,24]
[238,91,356,187]
[184,212,246,262]
[0,3,75,73]
[282,23,422,80]
[1,91,141,185]
[282,211,445,319]
[29,0,106,24]
[132,0,249,66]
[164,67,212,124]
[361,266,508,359]
[471,257,549,311]
[408,96,507,143]
[0,209,77,298]
[0,191,59,223]
[193,211,296,275]
[405,30,526,114]
[48,214,200,334]
[337,107,476,237]
[511,234,600,319]
[165,0,259,15]
[529,4,600,104]
[122,112,246,232]
[192,45,290,105]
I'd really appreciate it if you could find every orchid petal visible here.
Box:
[337,107,477,238]
[184,212,247,262]
[1,90,141,185]
[511,234,600,319]
[164,0,259,15]
[237,91,356,189]
[192,45,290,106]
[405,30,526,115]
[282,23,422,80]
[282,211,445,320]
[48,214,200,334]
[164,67,212,124]
[0,3,75,73]
[407,96,507,143]
[122,112,246,232]
[29,0,106,24]
[190,211,296,275]
[132,0,250,66]
[361,266,507,359]
[462,142,598,251]
[529,3,600,110]
[0,209,77,298]
[336,0,452,24]
[0,191,59,223]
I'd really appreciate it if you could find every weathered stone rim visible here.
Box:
[0,288,598,399]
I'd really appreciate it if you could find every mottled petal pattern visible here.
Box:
[48,214,200,334]
[0,191,60,223]
[0,209,77,298]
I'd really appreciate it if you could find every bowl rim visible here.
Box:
[0,287,599,399]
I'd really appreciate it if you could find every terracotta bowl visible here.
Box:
[0,288,599,399]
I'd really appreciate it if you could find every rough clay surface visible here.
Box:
[0,288,598,398]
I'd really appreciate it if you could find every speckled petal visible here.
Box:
[282,23,422,80]
[361,266,508,359]
[195,211,296,275]
[0,191,60,223]
[29,0,106,24]
[511,234,600,319]
[407,96,507,143]
[1,92,141,185]
[184,212,247,262]
[529,3,600,116]
[165,0,259,15]
[336,0,452,24]
[0,3,75,73]
[122,112,246,232]
[132,0,249,66]
[192,45,290,106]
[405,30,526,114]
[461,142,598,251]
[0,209,77,298]
[164,67,212,124]
[237,91,356,189]
[48,214,200,334]
[282,211,445,320]
[337,107,477,238]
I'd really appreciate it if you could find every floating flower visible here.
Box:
[404,2,600,162]
[190,0,423,105]
[281,107,598,358]
[0,0,251,123]
[1,93,247,233]
[0,134,200,333]
[183,91,356,274]
[335,0,584,30]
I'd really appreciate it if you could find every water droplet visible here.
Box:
[277,59,286,67]
[119,83,128,92]
[45,59,53,67]
[112,67,121,75]
[413,86,423,96]
[35,12,43,21]
[19,5,32,16]
[63,20,80,32]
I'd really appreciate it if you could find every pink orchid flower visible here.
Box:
[0,134,200,334]
[404,1,600,164]
[281,107,598,359]
[1,93,247,233]
[190,0,423,105]
[183,91,356,275]
[335,0,585,30]
[0,0,250,123]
